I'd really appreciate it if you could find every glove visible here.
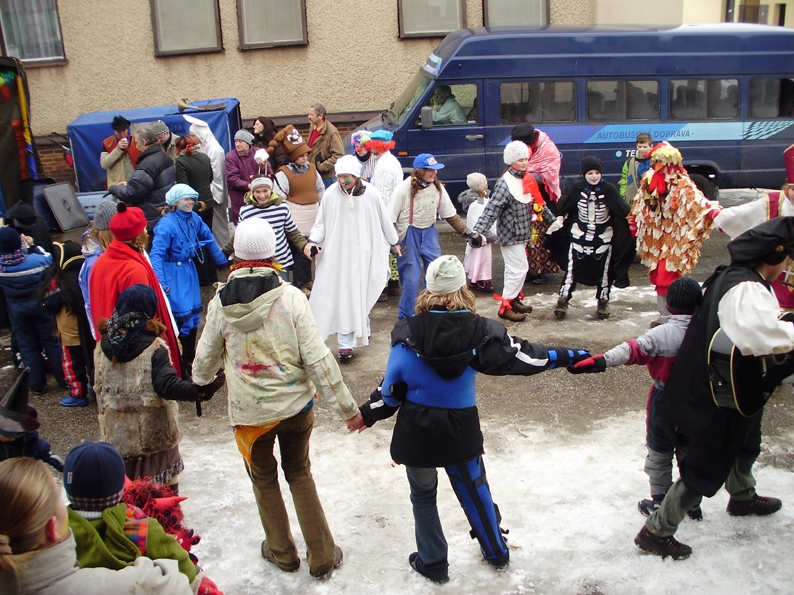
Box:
[569,354,607,374]
[541,205,555,223]
[359,381,404,427]
[197,369,226,401]
[546,216,564,235]
[466,232,484,248]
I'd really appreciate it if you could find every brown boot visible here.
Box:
[498,308,526,322]
[510,298,533,314]
[554,297,569,319]
[597,298,610,319]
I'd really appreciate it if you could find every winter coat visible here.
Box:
[225,149,263,223]
[67,504,196,582]
[0,426,63,471]
[0,531,193,595]
[308,120,344,180]
[150,209,226,334]
[108,145,175,232]
[95,333,198,458]
[0,247,51,301]
[174,151,214,206]
[192,266,358,427]
[88,240,182,376]
[360,309,588,467]
[78,237,102,337]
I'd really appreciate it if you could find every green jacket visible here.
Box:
[67,503,197,583]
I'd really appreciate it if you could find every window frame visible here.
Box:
[0,0,66,65]
[668,77,739,122]
[236,0,307,50]
[482,0,550,28]
[150,0,223,57]
[498,80,577,124]
[398,0,467,39]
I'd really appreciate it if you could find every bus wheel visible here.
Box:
[690,174,717,200]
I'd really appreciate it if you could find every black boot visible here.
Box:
[726,494,782,516]
[634,527,692,560]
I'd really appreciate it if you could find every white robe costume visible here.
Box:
[308,181,398,347]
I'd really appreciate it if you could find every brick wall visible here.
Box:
[36,141,77,187]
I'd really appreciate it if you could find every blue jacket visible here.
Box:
[0,247,52,301]
[150,209,225,334]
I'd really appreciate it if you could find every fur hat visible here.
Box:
[64,441,126,512]
[0,227,22,255]
[93,199,118,231]
[234,218,276,260]
[234,129,255,146]
[108,203,147,242]
[728,217,794,265]
[511,123,538,145]
[165,184,199,206]
[426,255,466,295]
[334,154,362,178]
[665,277,702,314]
[111,115,131,131]
[268,125,310,162]
[503,141,530,165]
[52,241,84,272]
[250,177,273,191]
[467,172,488,192]
[581,156,603,175]
[0,369,39,436]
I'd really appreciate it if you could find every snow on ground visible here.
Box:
[180,411,794,595]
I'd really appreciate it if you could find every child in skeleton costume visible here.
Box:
[358,256,590,584]
[548,156,634,320]
[570,277,705,520]
[472,141,539,322]
[628,142,721,315]
[713,144,794,311]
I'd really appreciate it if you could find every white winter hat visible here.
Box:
[254,148,269,164]
[426,255,466,295]
[466,172,487,191]
[250,177,273,191]
[334,154,362,178]
[503,140,530,165]
[234,218,276,261]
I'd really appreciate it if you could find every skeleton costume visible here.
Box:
[548,157,634,316]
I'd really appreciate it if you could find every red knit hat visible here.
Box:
[109,203,147,241]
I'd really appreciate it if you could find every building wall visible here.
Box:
[596,0,683,26]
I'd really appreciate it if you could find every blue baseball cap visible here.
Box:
[413,153,444,170]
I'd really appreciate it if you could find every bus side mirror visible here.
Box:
[420,106,434,129]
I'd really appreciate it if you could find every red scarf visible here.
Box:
[93,241,183,378]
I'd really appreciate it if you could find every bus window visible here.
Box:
[424,84,478,126]
[750,78,794,118]
[499,81,575,124]
[586,80,658,122]
[669,78,738,120]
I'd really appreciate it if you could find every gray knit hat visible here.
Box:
[234,129,255,146]
[93,199,118,231]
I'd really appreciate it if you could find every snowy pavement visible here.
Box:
[179,408,794,595]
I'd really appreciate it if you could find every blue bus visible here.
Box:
[357,24,794,199]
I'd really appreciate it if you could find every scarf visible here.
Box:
[0,246,27,272]
[106,310,151,359]
[229,259,284,273]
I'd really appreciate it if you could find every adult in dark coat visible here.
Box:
[4,201,53,253]
[634,217,794,560]
[107,129,174,233]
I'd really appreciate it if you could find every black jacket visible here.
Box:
[5,201,53,253]
[109,144,175,232]
[175,151,214,206]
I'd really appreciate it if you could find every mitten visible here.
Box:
[197,370,226,401]
[569,354,607,374]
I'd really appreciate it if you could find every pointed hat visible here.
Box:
[0,369,40,434]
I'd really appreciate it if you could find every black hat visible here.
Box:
[581,156,603,175]
[53,241,84,272]
[64,441,126,512]
[0,369,39,435]
[728,217,794,265]
[665,277,702,314]
[112,115,131,131]
[511,123,538,145]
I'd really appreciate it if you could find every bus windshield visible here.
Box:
[384,70,432,128]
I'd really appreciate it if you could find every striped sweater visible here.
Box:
[238,194,300,268]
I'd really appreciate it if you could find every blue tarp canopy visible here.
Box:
[66,98,241,192]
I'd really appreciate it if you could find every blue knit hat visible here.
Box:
[64,441,126,512]
[116,284,157,319]
[0,227,22,255]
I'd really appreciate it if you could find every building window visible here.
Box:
[586,80,659,122]
[237,0,306,49]
[150,0,222,56]
[669,79,739,121]
[0,0,64,63]
[500,81,575,124]
[483,0,548,28]
[398,0,466,39]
